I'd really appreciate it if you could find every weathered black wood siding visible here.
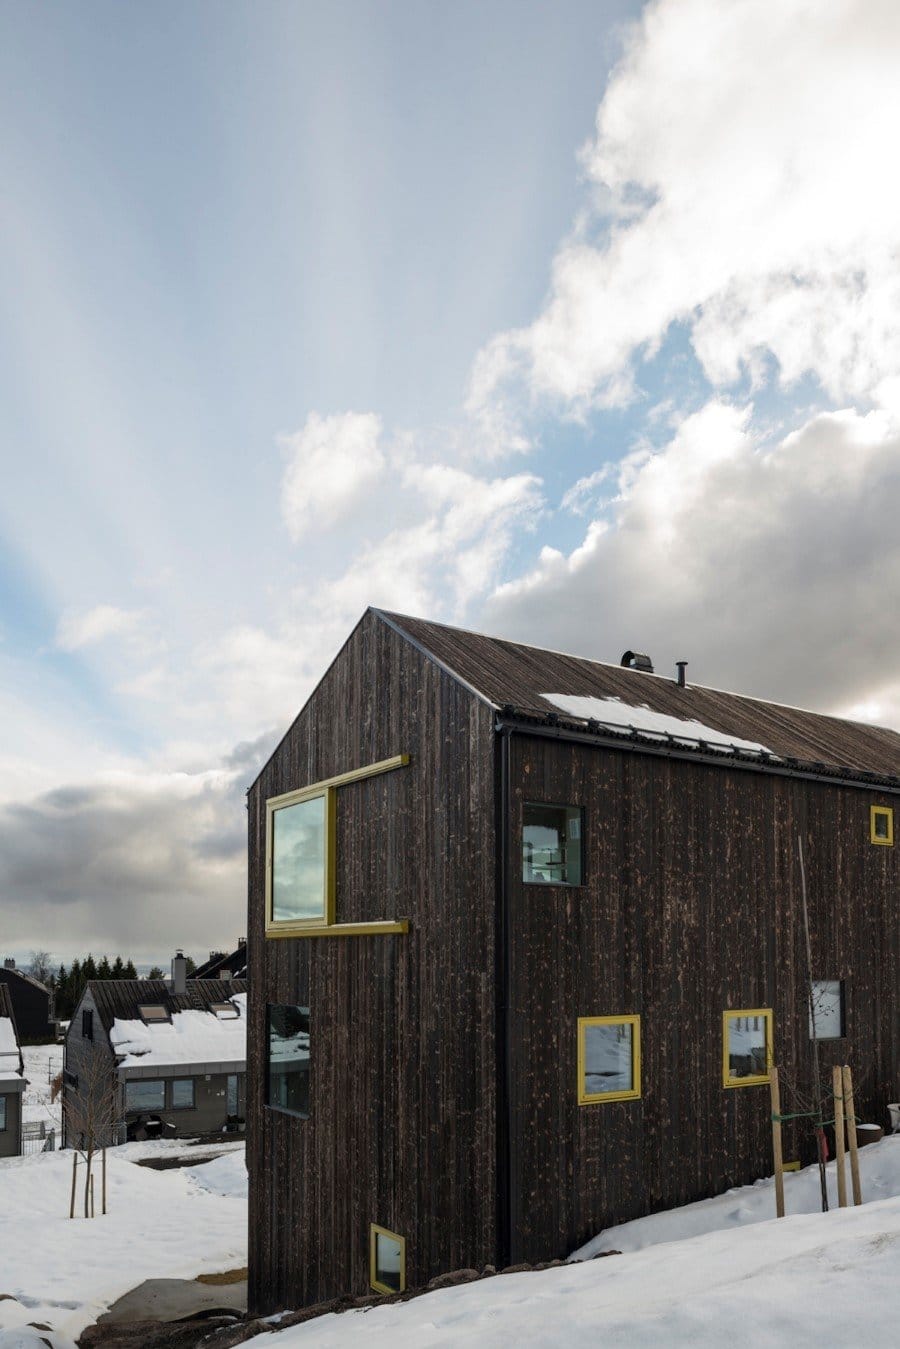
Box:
[247,612,498,1313]
[506,732,899,1261]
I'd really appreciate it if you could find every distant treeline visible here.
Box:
[50,953,197,1020]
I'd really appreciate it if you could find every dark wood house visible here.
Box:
[246,608,899,1314]
[0,961,56,1042]
[64,963,247,1147]
[191,940,248,982]
[0,983,26,1158]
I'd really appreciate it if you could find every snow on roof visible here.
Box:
[110,992,246,1070]
[541,693,775,756]
[0,1016,18,1058]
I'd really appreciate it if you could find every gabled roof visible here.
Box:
[190,943,247,982]
[376,611,900,785]
[85,978,248,1036]
[0,966,53,996]
[0,983,24,1080]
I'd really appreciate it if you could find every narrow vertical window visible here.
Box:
[578,1016,641,1104]
[370,1224,406,1294]
[227,1074,239,1116]
[0,1097,6,1131]
[722,1009,773,1087]
[82,1009,93,1041]
[523,803,583,884]
[870,806,893,845]
[809,981,844,1039]
[269,790,334,927]
[266,1005,310,1117]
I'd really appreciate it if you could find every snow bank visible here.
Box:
[541,693,774,755]
[250,1140,900,1349]
[183,1148,248,1198]
[110,992,246,1069]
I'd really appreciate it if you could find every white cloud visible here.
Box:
[280,411,385,540]
[485,399,900,728]
[56,604,144,652]
[469,0,900,427]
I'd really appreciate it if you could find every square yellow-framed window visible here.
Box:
[870,805,894,846]
[266,786,336,933]
[577,1015,641,1104]
[722,1009,773,1087]
[370,1224,406,1294]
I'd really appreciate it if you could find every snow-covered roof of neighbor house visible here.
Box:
[110,991,246,1073]
[364,611,900,787]
[0,983,24,1083]
[84,977,248,1036]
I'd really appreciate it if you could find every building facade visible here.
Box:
[0,983,26,1158]
[246,609,899,1313]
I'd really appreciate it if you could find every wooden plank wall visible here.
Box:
[506,733,899,1261]
[246,611,498,1313]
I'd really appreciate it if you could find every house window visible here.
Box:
[722,1009,773,1087]
[124,1079,166,1112]
[578,1016,641,1104]
[227,1074,239,1116]
[265,757,410,938]
[138,1004,170,1024]
[0,1097,6,1131]
[171,1078,195,1110]
[870,805,893,846]
[523,803,583,884]
[810,981,844,1040]
[82,1009,93,1041]
[370,1224,406,1294]
[266,1005,310,1117]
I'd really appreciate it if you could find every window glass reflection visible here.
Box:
[523,803,582,884]
[267,1005,310,1116]
[272,795,326,923]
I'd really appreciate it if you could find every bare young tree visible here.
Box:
[29,950,53,985]
[63,1043,119,1217]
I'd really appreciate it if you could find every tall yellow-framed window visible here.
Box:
[265,756,410,939]
[577,1015,641,1104]
[722,1009,773,1087]
[369,1224,406,1294]
[870,805,894,846]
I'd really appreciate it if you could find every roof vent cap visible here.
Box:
[621,650,654,674]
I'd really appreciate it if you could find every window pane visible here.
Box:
[810,981,843,1039]
[0,1097,6,1131]
[227,1074,239,1115]
[583,1022,634,1096]
[375,1232,403,1292]
[267,1005,310,1116]
[125,1079,166,1111]
[874,809,890,839]
[171,1079,195,1109]
[272,796,327,922]
[726,1014,768,1079]
[523,803,582,884]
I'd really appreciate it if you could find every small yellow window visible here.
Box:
[578,1015,641,1104]
[722,1009,773,1087]
[370,1224,406,1294]
[870,806,894,846]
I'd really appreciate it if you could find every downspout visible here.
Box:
[495,723,514,1267]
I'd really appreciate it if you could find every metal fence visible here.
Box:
[22,1121,56,1154]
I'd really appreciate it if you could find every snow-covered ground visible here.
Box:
[21,1043,63,1132]
[251,1139,900,1349]
[0,1141,247,1349]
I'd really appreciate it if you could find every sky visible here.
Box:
[2,0,900,966]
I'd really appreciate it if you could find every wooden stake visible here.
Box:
[69,1152,78,1219]
[102,1147,107,1215]
[770,1066,785,1217]
[832,1064,847,1208]
[798,835,828,1212]
[843,1064,862,1206]
[90,1173,95,1219]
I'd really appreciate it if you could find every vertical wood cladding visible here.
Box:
[247,612,497,1313]
[506,734,898,1262]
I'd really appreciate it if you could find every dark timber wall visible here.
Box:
[247,612,498,1313]
[506,732,899,1261]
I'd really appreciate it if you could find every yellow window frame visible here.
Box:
[870,805,894,846]
[265,755,410,939]
[577,1015,641,1105]
[722,1008,773,1088]
[369,1223,406,1295]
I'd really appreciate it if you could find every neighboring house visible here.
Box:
[190,939,248,982]
[64,957,247,1148]
[245,608,900,1314]
[0,983,26,1158]
[0,961,56,1042]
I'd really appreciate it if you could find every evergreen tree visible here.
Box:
[111,956,125,979]
[146,966,164,981]
[124,960,137,980]
[83,955,97,982]
[97,955,112,980]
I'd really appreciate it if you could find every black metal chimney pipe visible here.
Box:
[676,661,688,688]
